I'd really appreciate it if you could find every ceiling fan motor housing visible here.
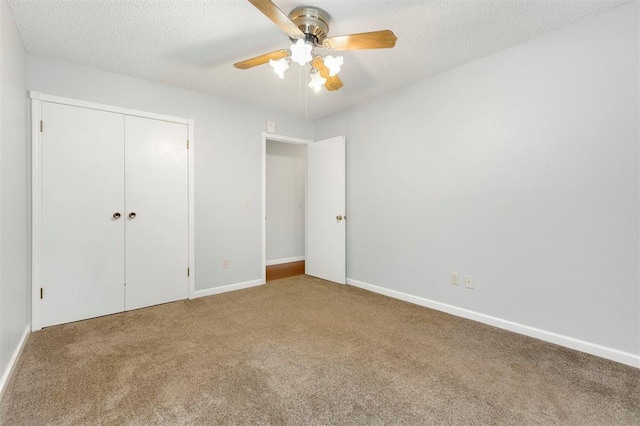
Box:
[289,6,330,45]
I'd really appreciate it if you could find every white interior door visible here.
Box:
[306,136,346,284]
[124,116,189,310]
[41,102,125,327]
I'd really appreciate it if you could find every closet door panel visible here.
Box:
[41,102,125,327]
[124,116,188,310]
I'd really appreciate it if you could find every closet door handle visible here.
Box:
[112,212,121,220]
[128,212,137,219]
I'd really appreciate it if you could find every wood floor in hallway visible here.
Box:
[266,260,305,281]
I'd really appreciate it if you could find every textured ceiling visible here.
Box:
[8,0,629,119]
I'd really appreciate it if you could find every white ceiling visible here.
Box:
[8,0,629,120]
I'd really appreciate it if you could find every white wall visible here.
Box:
[266,140,305,263]
[27,55,313,292]
[315,3,639,361]
[0,0,30,395]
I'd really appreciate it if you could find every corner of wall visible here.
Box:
[0,0,31,401]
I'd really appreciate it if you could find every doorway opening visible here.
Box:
[261,133,311,283]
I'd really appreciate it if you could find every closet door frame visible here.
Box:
[29,91,196,331]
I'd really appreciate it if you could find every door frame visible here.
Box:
[29,91,196,331]
[261,132,312,283]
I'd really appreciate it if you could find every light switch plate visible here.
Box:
[267,121,276,133]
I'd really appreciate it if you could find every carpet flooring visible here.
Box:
[1,275,639,425]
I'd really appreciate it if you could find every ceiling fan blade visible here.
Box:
[311,57,343,91]
[248,0,304,39]
[234,49,289,69]
[323,30,397,51]
[323,74,343,92]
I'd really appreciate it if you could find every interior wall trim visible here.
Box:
[0,326,30,401]
[192,279,264,299]
[265,256,305,266]
[346,278,640,369]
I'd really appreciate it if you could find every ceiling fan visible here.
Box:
[234,0,397,92]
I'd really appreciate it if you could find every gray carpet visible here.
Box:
[1,275,638,425]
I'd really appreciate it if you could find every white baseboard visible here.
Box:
[265,256,305,266]
[192,279,264,299]
[346,278,640,369]
[0,325,30,401]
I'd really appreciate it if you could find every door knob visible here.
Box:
[112,212,121,219]
[336,215,343,221]
[128,212,137,219]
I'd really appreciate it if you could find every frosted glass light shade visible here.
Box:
[290,39,313,66]
[324,55,343,76]
[308,69,326,92]
[269,58,289,79]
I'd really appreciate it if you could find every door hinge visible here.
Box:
[40,287,43,299]
[40,120,43,133]
[187,267,190,277]
[187,140,189,149]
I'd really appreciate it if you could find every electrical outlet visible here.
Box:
[465,275,473,289]
[222,259,230,269]
[451,272,459,285]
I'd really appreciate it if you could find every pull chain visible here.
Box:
[305,63,309,118]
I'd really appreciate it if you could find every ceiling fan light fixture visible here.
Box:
[269,57,290,79]
[235,1,398,94]
[324,55,343,76]
[290,39,313,66]
[308,69,327,92]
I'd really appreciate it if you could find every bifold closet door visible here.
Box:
[124,116,189,310]
[41,102,125,327]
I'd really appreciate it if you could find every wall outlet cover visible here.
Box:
[465,275,473,289]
